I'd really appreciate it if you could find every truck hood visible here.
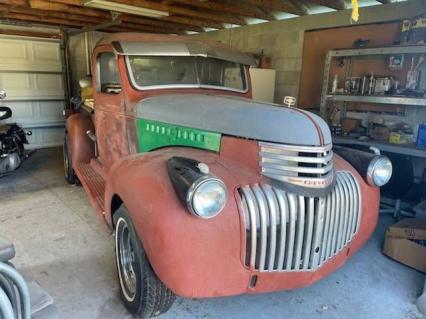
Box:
[136,94,331,146]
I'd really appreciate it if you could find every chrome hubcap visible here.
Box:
[117,220,137,300]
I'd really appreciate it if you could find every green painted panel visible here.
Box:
[136,118,221,152]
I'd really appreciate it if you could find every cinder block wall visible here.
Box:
[190,0,426,104]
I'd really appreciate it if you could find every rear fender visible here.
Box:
[104,148,251,297]
[66,113,95,166]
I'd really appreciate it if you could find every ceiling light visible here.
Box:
[84,0,169,18]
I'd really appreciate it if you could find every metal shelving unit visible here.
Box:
[326,94,426,106]
[319,44,426,119]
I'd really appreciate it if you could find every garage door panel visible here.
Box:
[0,101,35,120]
[0,101,64,126]
[0,73,64,100]
[0,39,27,60]
[32,42,62,65]
[26,127,64,149]
[0,36,65,148]
[34,74,64,92]
[0,37,61,72]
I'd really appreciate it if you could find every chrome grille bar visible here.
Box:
[239,171,361,272]
[259,141,334,189]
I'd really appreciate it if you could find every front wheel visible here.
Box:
[63,134,76,184]
[114,205,175,318]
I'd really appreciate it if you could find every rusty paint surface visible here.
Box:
[65,33,381,299]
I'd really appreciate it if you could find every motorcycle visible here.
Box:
[0,90,33,176]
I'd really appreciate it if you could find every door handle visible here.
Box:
[86,130,96,142]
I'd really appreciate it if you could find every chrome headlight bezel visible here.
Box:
[186,175,228,219]
[167,156,228,219]
[367,156,393,187]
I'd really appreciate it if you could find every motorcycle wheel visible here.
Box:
[63,135,76,184]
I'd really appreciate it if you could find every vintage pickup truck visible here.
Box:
[64,33,392,318]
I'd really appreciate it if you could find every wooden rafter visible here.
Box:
[288,0,309,15]
[0,1,186,33]
[46,0,223,29]
[244,0,308,16]
[112,0,246,25]
[163,0,273,21]
[49,0,244,25]
[254,6,276,21]
[0,28,61,38]
[0,5,185,34]
[0,0,393,35]
[0,12,175,34]
[27,0,208,31]
[305,0,346,10]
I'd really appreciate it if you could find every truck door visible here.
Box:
[93,50,129,171]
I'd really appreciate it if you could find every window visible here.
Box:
[97,52,121,94]
[126,56,247,92]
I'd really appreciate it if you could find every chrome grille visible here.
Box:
[239,171,360,272]
[259,141,333,188]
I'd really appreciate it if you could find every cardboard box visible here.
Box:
[383,219,426,273]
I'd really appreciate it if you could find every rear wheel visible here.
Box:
[114,205,175,318]
[63,134,76,184]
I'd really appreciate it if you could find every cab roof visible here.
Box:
[97,33,256,66]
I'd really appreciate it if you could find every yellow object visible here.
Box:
[389,132,411,144]
[351,0,359,22]
[81,86,93,101]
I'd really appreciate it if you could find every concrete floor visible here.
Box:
[0,147,425,319]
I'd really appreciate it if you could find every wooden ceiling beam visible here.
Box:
[288,0,309,15]
[0,12,177,34]
[162,15,221,29]
[4,7,183,34]
[245,0,308,16]
[0,0,27,6]
[112,0,244,25]
[50,0,242,25]
[0,28,62,38]
[30,0,111,18]
[44,0,221,29]
[305,0,346,10]
[27,0,204,31]
[0,12,88,28]
[163,0,272,21]
[122,13,202,32]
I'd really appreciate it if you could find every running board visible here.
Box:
[74,163,106,216]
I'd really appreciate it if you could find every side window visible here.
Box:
[97,52,121,94]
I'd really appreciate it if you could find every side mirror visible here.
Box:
[0,90,6,100]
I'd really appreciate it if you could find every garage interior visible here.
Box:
[0,0,426,318]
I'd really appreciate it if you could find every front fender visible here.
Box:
[66,113,95,166]
[104,148,251,297]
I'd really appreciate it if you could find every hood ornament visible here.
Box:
[283,96,296,108]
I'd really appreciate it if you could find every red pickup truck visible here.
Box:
[64,33,392,318]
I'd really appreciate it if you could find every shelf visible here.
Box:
[333,136,426,158]
[319,45,426,118]
[327,94,426,106]
[330,45,426,57]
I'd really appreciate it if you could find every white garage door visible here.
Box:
[0,35,65,149]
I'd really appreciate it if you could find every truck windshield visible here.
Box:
[126,56,247,92]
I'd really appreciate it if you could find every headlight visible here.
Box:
[187,177,228,219]
[367,156,392,187]
[167,156,228,219]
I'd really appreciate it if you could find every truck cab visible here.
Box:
[64,33,392,318]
